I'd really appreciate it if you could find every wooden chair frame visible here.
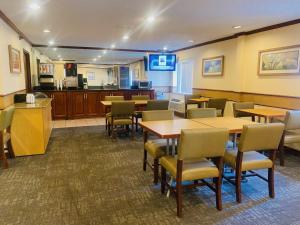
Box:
[0,127,15,169]
[108,114,135,140]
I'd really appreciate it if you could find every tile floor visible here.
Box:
[52,117,106,128]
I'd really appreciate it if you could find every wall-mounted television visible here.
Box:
[148,54,176,71]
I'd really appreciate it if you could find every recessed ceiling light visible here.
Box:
[57,55,61,58]
[163,46,168,51]
[97,55,102,58]
[233,25,242,29]
[188,40,194,43]
[48,40,55,46]
[53,48,57,51]
[103,50,107,54]
[111,44,116,49]
[43,29,50,33]
[59,58,63,61]
[29,3,40,10]
[123,35,129,40]
[147,16,155,23]
[93,58,97,62]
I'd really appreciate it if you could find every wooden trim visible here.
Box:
[173,19,300,53]
[0,10,32,45]
[193,88,300,110]
[0,89,26,109]
[0,89,26,97]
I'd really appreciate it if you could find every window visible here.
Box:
[176,60,193,94]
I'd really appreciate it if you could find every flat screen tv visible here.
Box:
[148,54,176,71]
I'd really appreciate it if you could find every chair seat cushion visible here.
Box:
[105,112,111,118]
[3,132,10,143]
[145,139,167,158]
[108,117,132,125]
[224,149,273,171]
[284,130,300,144]
[160,156,219,181]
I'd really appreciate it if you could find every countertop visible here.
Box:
[14,98,52,109]
[33,88,154,92]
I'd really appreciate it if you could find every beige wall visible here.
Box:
[176,23,300,97]
[77,65,109,86]
[0,18,50,95]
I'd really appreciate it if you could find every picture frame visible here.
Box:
[202,55,224,76]
[258,45,300,75]
[8,45,22,73]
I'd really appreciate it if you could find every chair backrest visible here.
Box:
[207,98,227,116]
[142,110,174,121]
[185,94,201,104]
[146,100,169,110]
[238,123,284,152]
[111,101,135,117]
[233,102,254,117]
[131,95,150,100]
[284,110,300,130]
[178,128,228,160]
[105,96,124,101]
[186,108,217,119]
[0,106,15,131]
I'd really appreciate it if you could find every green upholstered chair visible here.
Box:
[186,108,217,119]
[0,106,16,169]
[224,123,284,203]
[142,110,174,184]
[132,95,150,131]
[279,110,300,166]
[107,101,135,139]
[104,96,124,130]
[233,102,255,121]
[160,128,228,217]
[207,98,227,117]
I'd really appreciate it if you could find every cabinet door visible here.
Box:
[85,92,100,117]
[71,92,86,118]
[52,92,67,119]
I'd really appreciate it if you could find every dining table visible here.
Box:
[235,108,287,123]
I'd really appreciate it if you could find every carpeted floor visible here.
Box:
[0,126,300,225]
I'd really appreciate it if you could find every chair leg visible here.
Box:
[153,158,159,184]
[235,170,242,203]
[143,150,147,171]
[161,166,166,194]
[268,167,275,198]
[135,117,138,132]
[176,180,183,218]
[105,118,107,130]
[0,145,8,169]
[7,139,15,158]
[131,120,135,140]
[216,175,222,210]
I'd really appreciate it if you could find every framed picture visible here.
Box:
[258,45,300,75]
[8,45,22,73]
[202,55,224,76]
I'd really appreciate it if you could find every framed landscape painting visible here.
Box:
[8,45,21,73]
[258,45,300,75]
[202,56,224,76]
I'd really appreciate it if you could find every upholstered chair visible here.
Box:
[160,128,228,217]
[132,95,150,131]
[0,106,16,169]
[233,102,255,121]
[131,95,150,100]
[142,110,174,184]
[184,94,202,115]
[207,98,227,117]
[186,108,217,119]
[146,100,169,111]
[279,110,300,166]
[224,123,284,203]
[107,101,135,139]
[104,96,124,130]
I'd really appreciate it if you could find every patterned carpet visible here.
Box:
[0,126,300,225]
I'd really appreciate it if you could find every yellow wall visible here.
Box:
[176,23,300,97]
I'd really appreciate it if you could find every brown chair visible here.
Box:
[207,98,227,117]
[184,94,202,112]
[224,123,284,203]
[279,110,300,166]
[233,102,255,121]
[107,101,135,139]
[0,106,15,169]
[186,108,217,119]
[160,128,228,217]
[142,110,174,184]
[104,96,124,130]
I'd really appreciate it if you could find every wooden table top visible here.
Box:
[192,117,258,134]
[236,108,287,118]
[100,100,148,106]
[139,119,211,139]
[189,97,210,103]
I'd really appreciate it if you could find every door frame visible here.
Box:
[23,49,32,92]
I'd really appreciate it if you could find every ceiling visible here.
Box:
[1,0,300,63]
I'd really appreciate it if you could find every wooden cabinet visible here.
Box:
[71,92,86,118]
[45,91,67,120]
[70,91,100,118]
[85,92,100,116]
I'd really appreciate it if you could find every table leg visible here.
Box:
[167,177,173,198]
[166,139,170,154]
[172,139,176,156]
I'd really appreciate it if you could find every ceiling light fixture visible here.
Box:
[103,50,107,54]
[163,46,168,51]
[43,29,50,33]
[29,3,40,10]
[57,55,61,58]
[93,58,97,62]
[146,16,155,23]
[111,44,116,49]
[53,48,57,51]
[97,55,102,58]
[188,40,194,43]
[123,35,129,40]
[233,25,242,29]
[48,40,55,46]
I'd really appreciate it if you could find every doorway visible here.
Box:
[23,50,32,92]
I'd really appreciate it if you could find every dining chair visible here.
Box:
[104,96,124,130]
[131,95,150,100]
[207,98,227,117]
[233,102,255,121]
[184,94,202,114]
[0,106,16,169]
[224,123,284,203]
[132,95,150,131]
[160,128,228,217]
[107,101,135,139]
[142,110,174,184]
[186,108,217,119]
[278,110,300,166]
